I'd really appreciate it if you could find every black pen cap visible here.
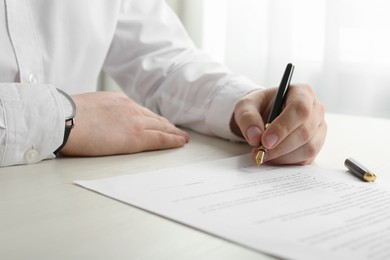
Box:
[344,158,376,182]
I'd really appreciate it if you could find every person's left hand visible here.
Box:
[230,84,327,165]
[60,91,189,157]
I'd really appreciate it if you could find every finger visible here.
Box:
[134,104,190,142]
[261,85,314,149]
[233,90,268,146]
[137,130,187,151]
[138,105,172,123]
[263,120,327,165]
[263,100,325,159]
[143,116,190,142]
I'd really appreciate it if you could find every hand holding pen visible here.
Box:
[255,63,294,166]
[230,64,327,166]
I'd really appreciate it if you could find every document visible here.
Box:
[75,154,390,260]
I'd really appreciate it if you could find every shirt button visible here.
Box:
[28,73,38,84]
[24,149,40,164]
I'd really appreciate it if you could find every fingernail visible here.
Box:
[247,126,261,145]
[264,134,278,148]
[179,136,186,145]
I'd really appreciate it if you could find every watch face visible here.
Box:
[57,88,76,120]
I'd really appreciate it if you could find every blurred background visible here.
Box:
[102,0,390,119]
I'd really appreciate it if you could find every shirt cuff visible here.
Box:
[0,83,64,167]
[205,76,262,142]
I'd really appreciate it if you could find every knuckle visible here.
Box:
[234,96,254,112]
[271,123,289,138]
[297,83,314,94]
[157,133,169,146]
[234,94,264,127]
[314,98,326,116]
[300,125,312,143]
[234,97,248,109]
[320,103,326,118]
[294,100,311,119]
[238,110,256,123]
[323,120,328,134]
[305,84,314,94]
[304,142,319,159]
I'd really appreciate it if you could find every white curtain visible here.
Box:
[173,0,390,119]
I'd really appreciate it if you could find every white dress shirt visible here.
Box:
[0,0,260,167]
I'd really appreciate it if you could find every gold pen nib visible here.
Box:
[255,147,267,167]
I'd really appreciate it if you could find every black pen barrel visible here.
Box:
[267,63,295,123]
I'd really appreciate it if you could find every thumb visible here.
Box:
[232,91,267,146]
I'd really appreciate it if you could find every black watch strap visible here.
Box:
[54,118,75,155]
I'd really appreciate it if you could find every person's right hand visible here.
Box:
[59,91,189,156]
[230,84,326,165]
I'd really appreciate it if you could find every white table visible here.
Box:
[1,113,389,260]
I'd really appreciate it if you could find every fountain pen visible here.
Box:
[255,63,294,166]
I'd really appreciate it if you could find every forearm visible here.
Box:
[103,0,261,141]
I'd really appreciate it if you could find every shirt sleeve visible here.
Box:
[0,83,64,167]
[103,0,261,141]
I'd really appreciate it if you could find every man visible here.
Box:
[0,0,326,167]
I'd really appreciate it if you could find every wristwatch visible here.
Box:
[54,88,76,155]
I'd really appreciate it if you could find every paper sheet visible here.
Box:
[75,154,390,260]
